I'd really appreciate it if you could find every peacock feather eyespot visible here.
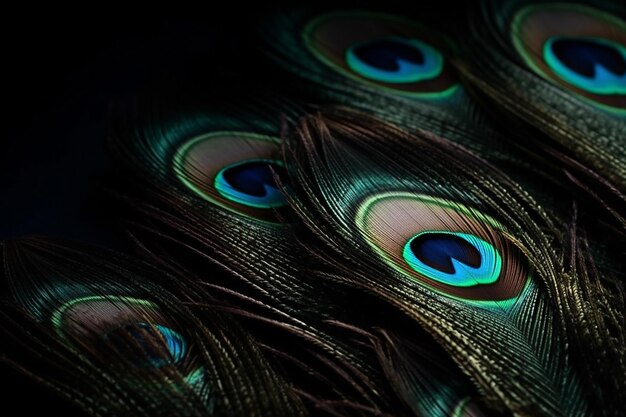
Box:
[214,159,287,209]
[51,296,189,369]
[356,193,530,307]
[403,231,502,288]
[111,323,187,368]
[173,131,289,222]
[345,36,444,84]
[303,11,460,99]
[511,3,626,113]
[544,36,626,95]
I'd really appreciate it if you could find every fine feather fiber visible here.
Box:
[460,0,626,192]
[110,88,417,416]
[283,108,624,417]
[2,1,625,417]
[0,238,305,417]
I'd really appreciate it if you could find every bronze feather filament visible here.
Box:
[1,1,624,416]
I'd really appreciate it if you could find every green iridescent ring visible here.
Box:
[356,193,531,309]
[303,11,461,100]
[52,295,188,368]
[173,131,288,222]
[511,3,626,115]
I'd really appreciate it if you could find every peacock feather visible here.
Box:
[0,237,305,416]
[283,108,624,417]
[459,0,626,193]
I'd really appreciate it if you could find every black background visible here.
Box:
[1,12,253,248]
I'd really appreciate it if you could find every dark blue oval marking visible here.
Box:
[215,159,287,208]
[403,231,502,287]
[545,36,626,94]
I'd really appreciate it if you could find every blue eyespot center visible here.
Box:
[346,36,444,84]
[403,232,502,287]
[215,159,287,208]
[552,38,625,77]
[545,37,626,95]
[353,39,424,70]
[110,323,187,368]
[410,232,481,273]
